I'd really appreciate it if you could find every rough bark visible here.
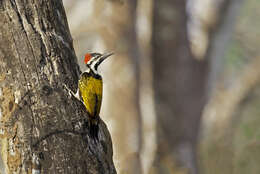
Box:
[0,0,116,174]
[151,1,208,174]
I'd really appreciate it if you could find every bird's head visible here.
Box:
[84,52,113,74]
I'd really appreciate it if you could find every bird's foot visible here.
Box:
[63,84,82,101]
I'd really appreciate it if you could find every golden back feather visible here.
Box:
[79,73,103,117]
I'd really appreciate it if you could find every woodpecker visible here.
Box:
[65,52,113,139]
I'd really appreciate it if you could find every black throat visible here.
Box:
[82,69,102,79]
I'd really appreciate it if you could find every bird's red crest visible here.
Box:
[84,53,91,64]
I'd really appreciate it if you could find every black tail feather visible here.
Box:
[89,118,99,140]
[89,122,99,140]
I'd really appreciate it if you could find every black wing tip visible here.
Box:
[90,94,99,140]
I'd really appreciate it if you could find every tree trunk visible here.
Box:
[150,1,208,174]
[0,0,116,173]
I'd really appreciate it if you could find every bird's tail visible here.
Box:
[89,117,99,140]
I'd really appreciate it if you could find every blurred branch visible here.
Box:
[205,0,244,94]
[200,55,260,174]
[203,56,260,139]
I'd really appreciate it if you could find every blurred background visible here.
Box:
[63,0,260,173]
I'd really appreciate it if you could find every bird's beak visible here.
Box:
[94,53,114,70]
[99,52,114,62]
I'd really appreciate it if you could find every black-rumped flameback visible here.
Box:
[66,52,113,139]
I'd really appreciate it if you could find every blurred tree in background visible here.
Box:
[150,0,208,174]
[63,0,259,173]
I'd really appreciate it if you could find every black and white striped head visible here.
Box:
[84,52,113,74]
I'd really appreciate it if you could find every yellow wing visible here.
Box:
[79,74,103,118]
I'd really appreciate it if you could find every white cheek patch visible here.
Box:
[87,58,95,66]
[91,59,99,74]
[87,55,99,67]
[85,55,100,75]
[85,67,90,73]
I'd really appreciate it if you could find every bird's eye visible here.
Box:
[84,53,91,64]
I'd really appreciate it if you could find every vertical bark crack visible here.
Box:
[12,0,41,85]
